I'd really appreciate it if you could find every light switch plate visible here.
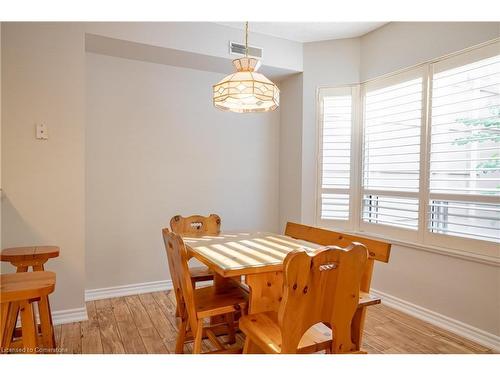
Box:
[36,123,48,140]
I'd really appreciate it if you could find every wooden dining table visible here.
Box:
[182,230,382,350]
[184,232,323,313]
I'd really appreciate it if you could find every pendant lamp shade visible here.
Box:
[212,22,280,113]
[213,58,279,113]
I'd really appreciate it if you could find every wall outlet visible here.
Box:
[36,123,48,140]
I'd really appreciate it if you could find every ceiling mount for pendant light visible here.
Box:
[213,22,280,113]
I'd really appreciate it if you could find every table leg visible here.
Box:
[213,273,240,293]
[244,271,283,314]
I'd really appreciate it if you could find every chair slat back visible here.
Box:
[278,244,368,354]
[170,214,221,235]
[162,228,198,330]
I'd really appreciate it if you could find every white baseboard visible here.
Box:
[85,279,173,301]
[49,280,175,326]
[371,288,500,353]
[52,307,88,326]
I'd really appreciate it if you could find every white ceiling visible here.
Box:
[216,22,388,43]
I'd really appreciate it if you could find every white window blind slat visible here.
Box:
[429,52,500,243]
[362,194,420,230]
[362,74,424,232]
[316,41,500,255]
[318,88,354,224]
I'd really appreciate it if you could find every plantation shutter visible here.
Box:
[428,42,500,243]
[361,68,425,239]
[317,87,355,228]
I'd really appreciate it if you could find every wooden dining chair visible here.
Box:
[162,228,248,354]
[284,222,391,350]
[239,243,368,354]
[170,214,222,285]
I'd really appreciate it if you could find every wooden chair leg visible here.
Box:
[205,328,225,351]
[176,318,187,354]
[193,322,203,354]
[243,338,251,354]
[38,296,55,349]
[351,307,366,351]
[2,302,19,349]
[243,338,263,354]
[225,312,236,344]
[0,303,9,349]
[20,301,37,353]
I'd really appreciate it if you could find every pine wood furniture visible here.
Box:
[170,214,221,284]
[183,223,390,353]
[240,244,368,353]
[170,214,222,236]
[1,246,59,272]
[162,228,248,353]
[284,222,391,350]
[0,246,59,352]
[0,271,56,353]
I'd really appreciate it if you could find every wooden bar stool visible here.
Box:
[0,246,59,350]
[0,272,56,353]
[1,246,59,273]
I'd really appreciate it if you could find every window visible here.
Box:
[316,40,500,257]
[317,87,356,228]
[427,44,500,246]
[361,70,424,239]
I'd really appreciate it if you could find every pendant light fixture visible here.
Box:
[213,22,279,113]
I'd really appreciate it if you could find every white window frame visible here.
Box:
[316,86,359,230]
[359,66,428,243]
[314,38,500,260]
[423,41,500,257]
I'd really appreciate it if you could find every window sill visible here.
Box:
[319,225,499,267]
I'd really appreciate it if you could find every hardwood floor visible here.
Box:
[54,290,492,354]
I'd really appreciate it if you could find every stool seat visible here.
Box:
[1,246,59,263]
[0,272,56,303]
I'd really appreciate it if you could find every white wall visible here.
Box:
[278,73,303,231]
[360,22,500,80]
[85,22,303,72]
[85,53,280,289]
[0,23,2,249]
[301,38,361,224]
[1,23,86,311]
[372,245,500,335]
